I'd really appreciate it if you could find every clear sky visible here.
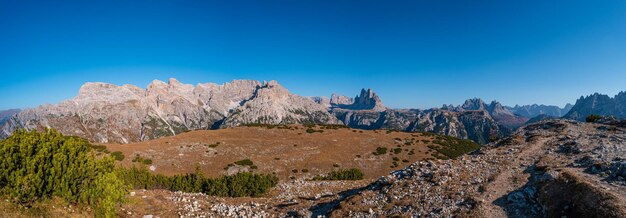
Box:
[1,0,626,110]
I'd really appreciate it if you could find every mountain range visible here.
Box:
[0,109,20,125]
[0,78,607,145]
[507,104,573,118]
[563,92,626,121]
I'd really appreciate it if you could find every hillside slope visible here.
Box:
[114,119,626,217]
[331,119,626,217]
[105,124,459,180]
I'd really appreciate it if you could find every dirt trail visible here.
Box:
[477,138,549,217]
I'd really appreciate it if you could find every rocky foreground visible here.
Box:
[121,119,626,217]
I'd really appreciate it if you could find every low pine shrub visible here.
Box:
[313,168,364,181]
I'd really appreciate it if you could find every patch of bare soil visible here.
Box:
[105,125,436,180]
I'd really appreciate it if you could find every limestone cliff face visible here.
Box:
[348,89,387,111]
[1,79,515,144]
[564,92,626,121]
[329,94,353,107]
[0,109,20,125]
[220,81,340,127]
[0,79,336,143]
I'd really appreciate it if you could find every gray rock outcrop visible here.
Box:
[564,92,626,121]
[0,109,20,126]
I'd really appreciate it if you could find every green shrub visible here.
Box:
[207,142,220,148]
[429,135,480,159]
[313,168,364,181]
[243,123,290,129]
[0,129,127,217]
[586,114,603,123]
[234,159,254,166]
[89,144,109,153]
[393,148,402,154]
[111,151,125,161]
[320,124,349,129]
[116,167,277,197]
[306,128,323,134]
[132,155,152,165]
[372,147,387,155]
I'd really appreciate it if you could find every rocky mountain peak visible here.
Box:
[330,94,354,106]
[310,96,331,108]
[253,80,291,99]
[487,101,512,116]
[349,88,386,111]
[461,98,487,111]
[168,78,183,86]
[263,80,281,88]
[564,92,626,121]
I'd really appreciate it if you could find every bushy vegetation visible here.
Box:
[586,114,603,123]
[234,159,254,166]
[116,167,278,197]
[89,144,110,153]
[0,129,127,217]
[372,147,388,155]
[111,151,125,161]
[313,168,364,181]
[206,142,220,148]
[429,135,480,159]
[319,124,349,129]
[131,155,153,165]
[242,123,293,129]
[393,148,402,154]
[306,128,323,133]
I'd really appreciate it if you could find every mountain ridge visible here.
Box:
[564,91,626,121]
[0,78,579,144]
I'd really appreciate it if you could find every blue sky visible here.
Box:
[1,0,626,110]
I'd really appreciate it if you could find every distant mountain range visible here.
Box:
[0,109,20,125]
[563,92,626,121]
[1,78,618,145]
[507,104,573,118]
